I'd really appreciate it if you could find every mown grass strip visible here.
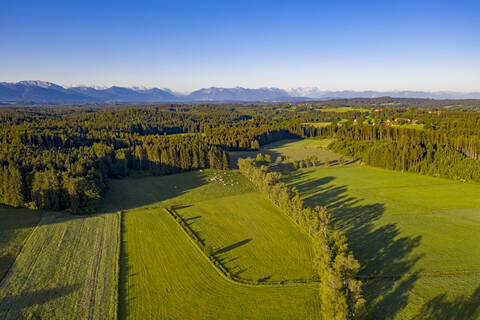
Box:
[165,207,319,287]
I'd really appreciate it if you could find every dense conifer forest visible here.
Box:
[1,101,480,212]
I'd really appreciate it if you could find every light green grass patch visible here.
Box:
[109,170,321,319]
[302,121,332,127]
[286,165,480,319]
[0,212,119,320]
[176,192,315,282]
[399,123,424,130]
[317,107,369,112]
[121,208,320,320]
[229,138,341,167]
[365,274,480,320]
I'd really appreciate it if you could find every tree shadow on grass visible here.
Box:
[0,284,79,318]
[214,239,252,255]
[412,286,480,320]
[0,256,15,284]
[287,171,424,319]
[100,170,211,213]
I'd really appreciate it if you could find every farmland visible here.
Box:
[0,211,119,319]
[1,153,480,318]
[0,206,41,282]
[106,170,320,319]
[229,138,341,167]
[286,165,480,319]
[316,107,369,113]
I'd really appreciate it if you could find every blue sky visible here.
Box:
[1,0,479,92]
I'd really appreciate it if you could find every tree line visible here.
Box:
[0,135,228,212]
[3,103,480,212]
[238,157,365,319]
[329,122,480,183]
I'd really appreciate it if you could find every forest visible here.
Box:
[1,102,480,213]
[2,101,480,319]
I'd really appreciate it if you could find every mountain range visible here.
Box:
[1,81,480,104]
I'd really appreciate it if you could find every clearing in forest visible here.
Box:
[229,138,341,167]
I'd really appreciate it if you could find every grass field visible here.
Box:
[4,143,480,319]
[398,123,424,130]
[106,170,320,319]
[176,191,315,282]
[317,107,369,112]
[229,138,341,167]
[302,121,332,127]
[286,165,480,319]
[0,211,119,319]
[0,206,41,282]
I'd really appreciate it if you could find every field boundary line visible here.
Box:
[164,208,319,288]
[0,212,43,289]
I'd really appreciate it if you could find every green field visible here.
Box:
[0,206,41,282]
[0,211,119,319]
[229,138,341,167]
[105,170,320,319]
[302,121,333,127]
[3,146,480,319]
[286,165,480,319]
[317,107,369,112]
[398,123,424,130]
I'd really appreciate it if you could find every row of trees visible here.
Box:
[330,137,480,183]
[238,158,365,319]
[333,122,480,161]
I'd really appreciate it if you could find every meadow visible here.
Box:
[0,211,119,319]
[229,138,341,167]
[286,165,480,319]
[104,170,321,319]
[316,107,369,112]
[0,206,41,282]
[2,138,480,319]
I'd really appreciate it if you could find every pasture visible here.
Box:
[316,106,369,113]
[0,206,41,281]
[107,170,320,319]
[286,165,480,319]
[0,211,119,319]
[229,138,341,167]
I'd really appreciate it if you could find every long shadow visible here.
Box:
[1,170,212,319]
[99,170,211,212]
[0,284,79,317]
[111,171,209,319]
[412,286,480,319]
[0,256,15,281]
[287,171,423,319]
[214,238,252,255]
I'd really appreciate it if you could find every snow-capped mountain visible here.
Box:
[1,81,480,104]
[187,87,290,101]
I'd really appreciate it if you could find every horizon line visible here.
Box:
[2,80,480,94]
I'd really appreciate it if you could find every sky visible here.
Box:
[1,0,479,92]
